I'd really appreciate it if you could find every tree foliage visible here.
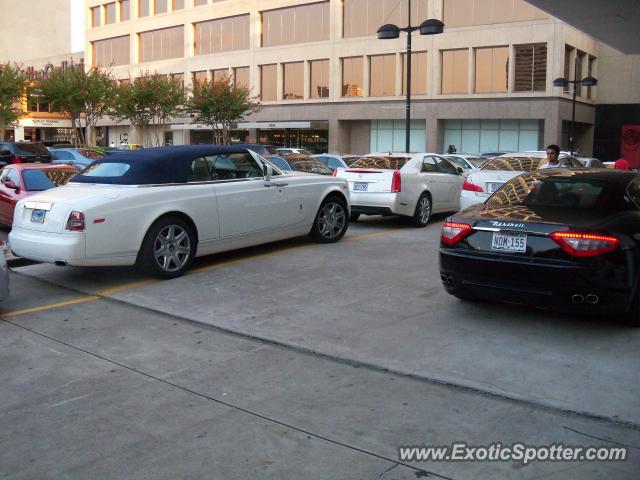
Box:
[111,71,185,146]
[187,76,258,145]
[37,64,115,145]
[0,63,27,140]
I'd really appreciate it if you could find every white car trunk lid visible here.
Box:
[336,168,397,193]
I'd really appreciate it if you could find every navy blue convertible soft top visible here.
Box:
[71,145,254,185]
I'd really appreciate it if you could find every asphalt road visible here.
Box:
[1,216,639,479]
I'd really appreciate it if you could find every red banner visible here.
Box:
[621,125,640,169]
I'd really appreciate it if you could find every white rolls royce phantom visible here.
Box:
[9,145,350,278]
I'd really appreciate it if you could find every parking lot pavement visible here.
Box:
[9,216,640,428]
[2,279,639,479]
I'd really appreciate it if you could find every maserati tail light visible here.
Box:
[550,231,619,257]
[66,211,85,232]
[441,222,473,245]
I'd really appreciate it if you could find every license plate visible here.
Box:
[487,182,503,193]
[491,232,527,252]
[353,182,368,191]
[31,209,46,223]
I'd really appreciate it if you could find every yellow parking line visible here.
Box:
[1,295,100,318]
[1,226,405,318]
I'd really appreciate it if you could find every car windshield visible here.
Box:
[466,157,486,167]
[22,168,77,191]
[481,157,544,172]
[82,162,131,177]
[287,158,333,175]
[266,156,292,170]
[446,157,469,168]
[14,143,49,156]
[485,174,615,210]
[350,156,410,170]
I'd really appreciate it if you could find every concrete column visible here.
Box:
[304,61,310,99]
[362,56,370,98]
[14,126,25,142]
[426,115,438,152]
[543,103,562,148]
[468,47,475,94]
[328,118,342,153]
[508,44,515,93]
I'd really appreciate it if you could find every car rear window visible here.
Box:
[350,156,409,170]
[481,157,544,172]
[82,162,131,177]
[79,149,105,160]
[14,143,50,156]
[485,174,616,210]
[22,168,77,191]
[286,157,333,175]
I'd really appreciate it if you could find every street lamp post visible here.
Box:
[553,56,597,156]
[377,3,444,153]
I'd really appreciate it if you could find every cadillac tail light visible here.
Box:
[441,222,473,245]
[462,179,483,192]
[66,211,85,232]
[391,171,401,193]
[550,231,620,257]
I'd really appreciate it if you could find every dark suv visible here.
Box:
[0,142,52,167]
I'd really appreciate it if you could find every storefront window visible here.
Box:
[262,2,329,47]
[342,57,364,97]
[212,69,229,83]
[192,70,207,85]
[260,64,277,101]
[310,60,329,99]
[258,129,328,153]
[402,51,427,95]
[514,43,547,92]
[370,120,426,152]
[475,46,509,93]
[441,49,469,94]
[370,54,396,97]
[283,62,304,100]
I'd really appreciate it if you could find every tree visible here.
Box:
[0,63,27,141]
[37,63,115,146]
[187,76,258,145]
[111,71,185,146]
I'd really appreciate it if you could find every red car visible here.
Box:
[0,164,79,226]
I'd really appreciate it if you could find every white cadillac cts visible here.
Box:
[9,146,350,278]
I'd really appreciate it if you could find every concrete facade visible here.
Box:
[86,0,603,154]
[0,0,72,63]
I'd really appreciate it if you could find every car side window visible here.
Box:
[6,168,21,187]
[421,156,438,173]
[206,153,263,180]
[435,156,457,175]
[188,157,213,182]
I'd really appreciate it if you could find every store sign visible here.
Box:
[19,118,73,128]
[237,122,313,129]
[171,124,223,130]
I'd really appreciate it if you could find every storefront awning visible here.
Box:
[19,118,73,128]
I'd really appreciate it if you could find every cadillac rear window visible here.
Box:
[350,156,409,170]
[82,163,131,177]
[481,157,544,172]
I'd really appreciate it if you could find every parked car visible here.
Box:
[0,142,52,167]
[0,249,9,301]
[313,154,349,172]
[51,148,105,172]
[0,164,79,226]
[334,153,465,226]
[460,152,584,210]
[440,169,640,326]
[9,146,350,279]
[237,144,278,156]
[480,151,513,158]
[266,154,333,175]
[276,147,314,156]
[576,157,605,168]
[443,154,488,171]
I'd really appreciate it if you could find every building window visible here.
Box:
[192,70,207,85]
[443,119,543,153]
[91,6,100,27]
[342,57,364,97]
[139,26,185,62]
[402,51,427,95]
[212,68,229,83]
[194,0,207,6]
[139,0,149,17]
[92,36,130,67]
[260,64,277,101]
[120,0,130,21]
[283,62,304,100]
[442,49,469,94]
[155,0,168,14]
[233,67,250,89]
[105,3,116,24]
[170,72,184,89]
[262,2,329,47]
[344,0,428,38]
[173,0,184,10]
[370,120,426,152]
[370,54,396,97]
[475,46,508,93]
[194,15,250,55]
[514,43,547,92]
[443,0,547,27]
[310,59,329,99]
